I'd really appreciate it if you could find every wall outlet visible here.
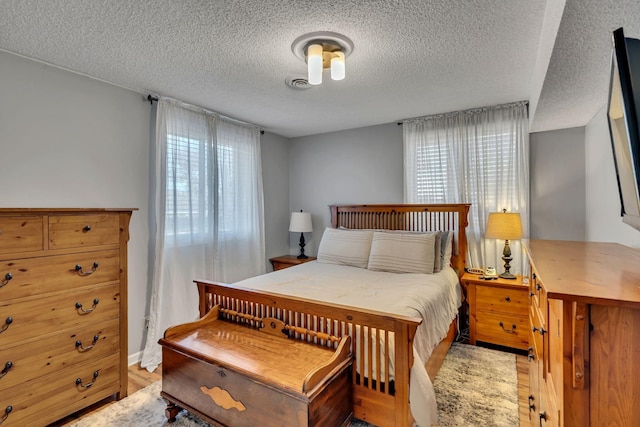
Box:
[144,316,150,330]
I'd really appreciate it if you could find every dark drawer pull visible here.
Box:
[540,411,547,423]
[75,298,100,314]
[532,325,539,333]
[74,262,99,276]
[535,283,542,291]
[0,317,12,334]
[0,273,12,288]
[528,394,535,412]
[539,327,547,336]
[505,296,511,302]
[529,291,535,297]
[83,225,92,232]
[499,321,516,333]
[76,371,99,389]
[76,334,100,351]
[0,406,12,425]
[0,362,12,379]
[527,346,535,362]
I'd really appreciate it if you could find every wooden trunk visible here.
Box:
[159,307,353,427]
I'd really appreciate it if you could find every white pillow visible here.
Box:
[441,231,454,267]
[317,228,374,268]
[367,231,436,274]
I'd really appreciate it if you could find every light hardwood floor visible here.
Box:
[52,354,531,426]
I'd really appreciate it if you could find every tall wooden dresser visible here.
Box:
[525,240,640,427]
[0,209,133,426]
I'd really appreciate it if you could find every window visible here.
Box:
[404,102,529,270]
[166,133,213,240]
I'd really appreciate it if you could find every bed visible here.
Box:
[194,204,470,427]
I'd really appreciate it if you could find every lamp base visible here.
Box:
[500,239,516,279]
[499,271,517,280]
[297,232,308,259]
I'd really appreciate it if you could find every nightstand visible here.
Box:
[269,255,317,271]
[461,272,529,351]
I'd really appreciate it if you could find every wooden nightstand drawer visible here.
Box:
[474,311,529,350]
[475,285,528,315]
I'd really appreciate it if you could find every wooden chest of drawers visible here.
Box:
[0,209,133,427]
[462,273,529,350]
[159,307,353,427]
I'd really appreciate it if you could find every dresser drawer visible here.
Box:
[0,249,119,301]
[162,348,313,427]
[475,285,528,315]
[0,318,119,393]
[474,311,529,350]
[0,353,120,427]
[0,216,43,255]
[0,283,120,348]
[48,214,119,249]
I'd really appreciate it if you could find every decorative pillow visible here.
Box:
[367,231,436,274]
[432,231,442,273]
[441,231,454,267]
[317,228,374,268]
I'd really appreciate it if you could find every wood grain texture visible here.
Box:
[590,305,640,426]
[526,240,640,308]
[269,255,316,271]
[463,273,529,350]
[160,320,353,427]
[0,209,133,427]
[526,240,640,427]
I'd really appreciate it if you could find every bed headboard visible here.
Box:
[330,204,470,278]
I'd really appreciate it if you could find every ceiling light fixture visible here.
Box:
[291,32,354,86]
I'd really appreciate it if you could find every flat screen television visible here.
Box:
[608,27,640,231]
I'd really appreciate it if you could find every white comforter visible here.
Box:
[232,261,462,426]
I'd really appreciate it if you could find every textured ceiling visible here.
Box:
[0,1,637,137]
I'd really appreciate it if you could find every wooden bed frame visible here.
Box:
[195,204,470,427]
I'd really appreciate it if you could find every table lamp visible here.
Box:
[485,209,523,279]
[289,211,313,259]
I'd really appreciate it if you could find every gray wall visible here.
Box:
[289,123,404,256]
[585,107,640,246]
[0,51,293,359]
[530,127,586,240]
[260,132,291,269]
[0,51,151,360]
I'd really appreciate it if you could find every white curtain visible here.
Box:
[403,101,529,274]
[141,98,265,371]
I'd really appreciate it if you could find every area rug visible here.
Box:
[69,343,518,427]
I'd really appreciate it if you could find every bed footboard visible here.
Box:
[196,280,421,427]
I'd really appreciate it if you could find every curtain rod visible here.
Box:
[146,94,264,135]
[398,100,529,124]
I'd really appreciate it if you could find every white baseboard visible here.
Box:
[128,351,142,367]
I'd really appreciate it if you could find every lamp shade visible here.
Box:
[485,211,523,240]
[289,212,313,233]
